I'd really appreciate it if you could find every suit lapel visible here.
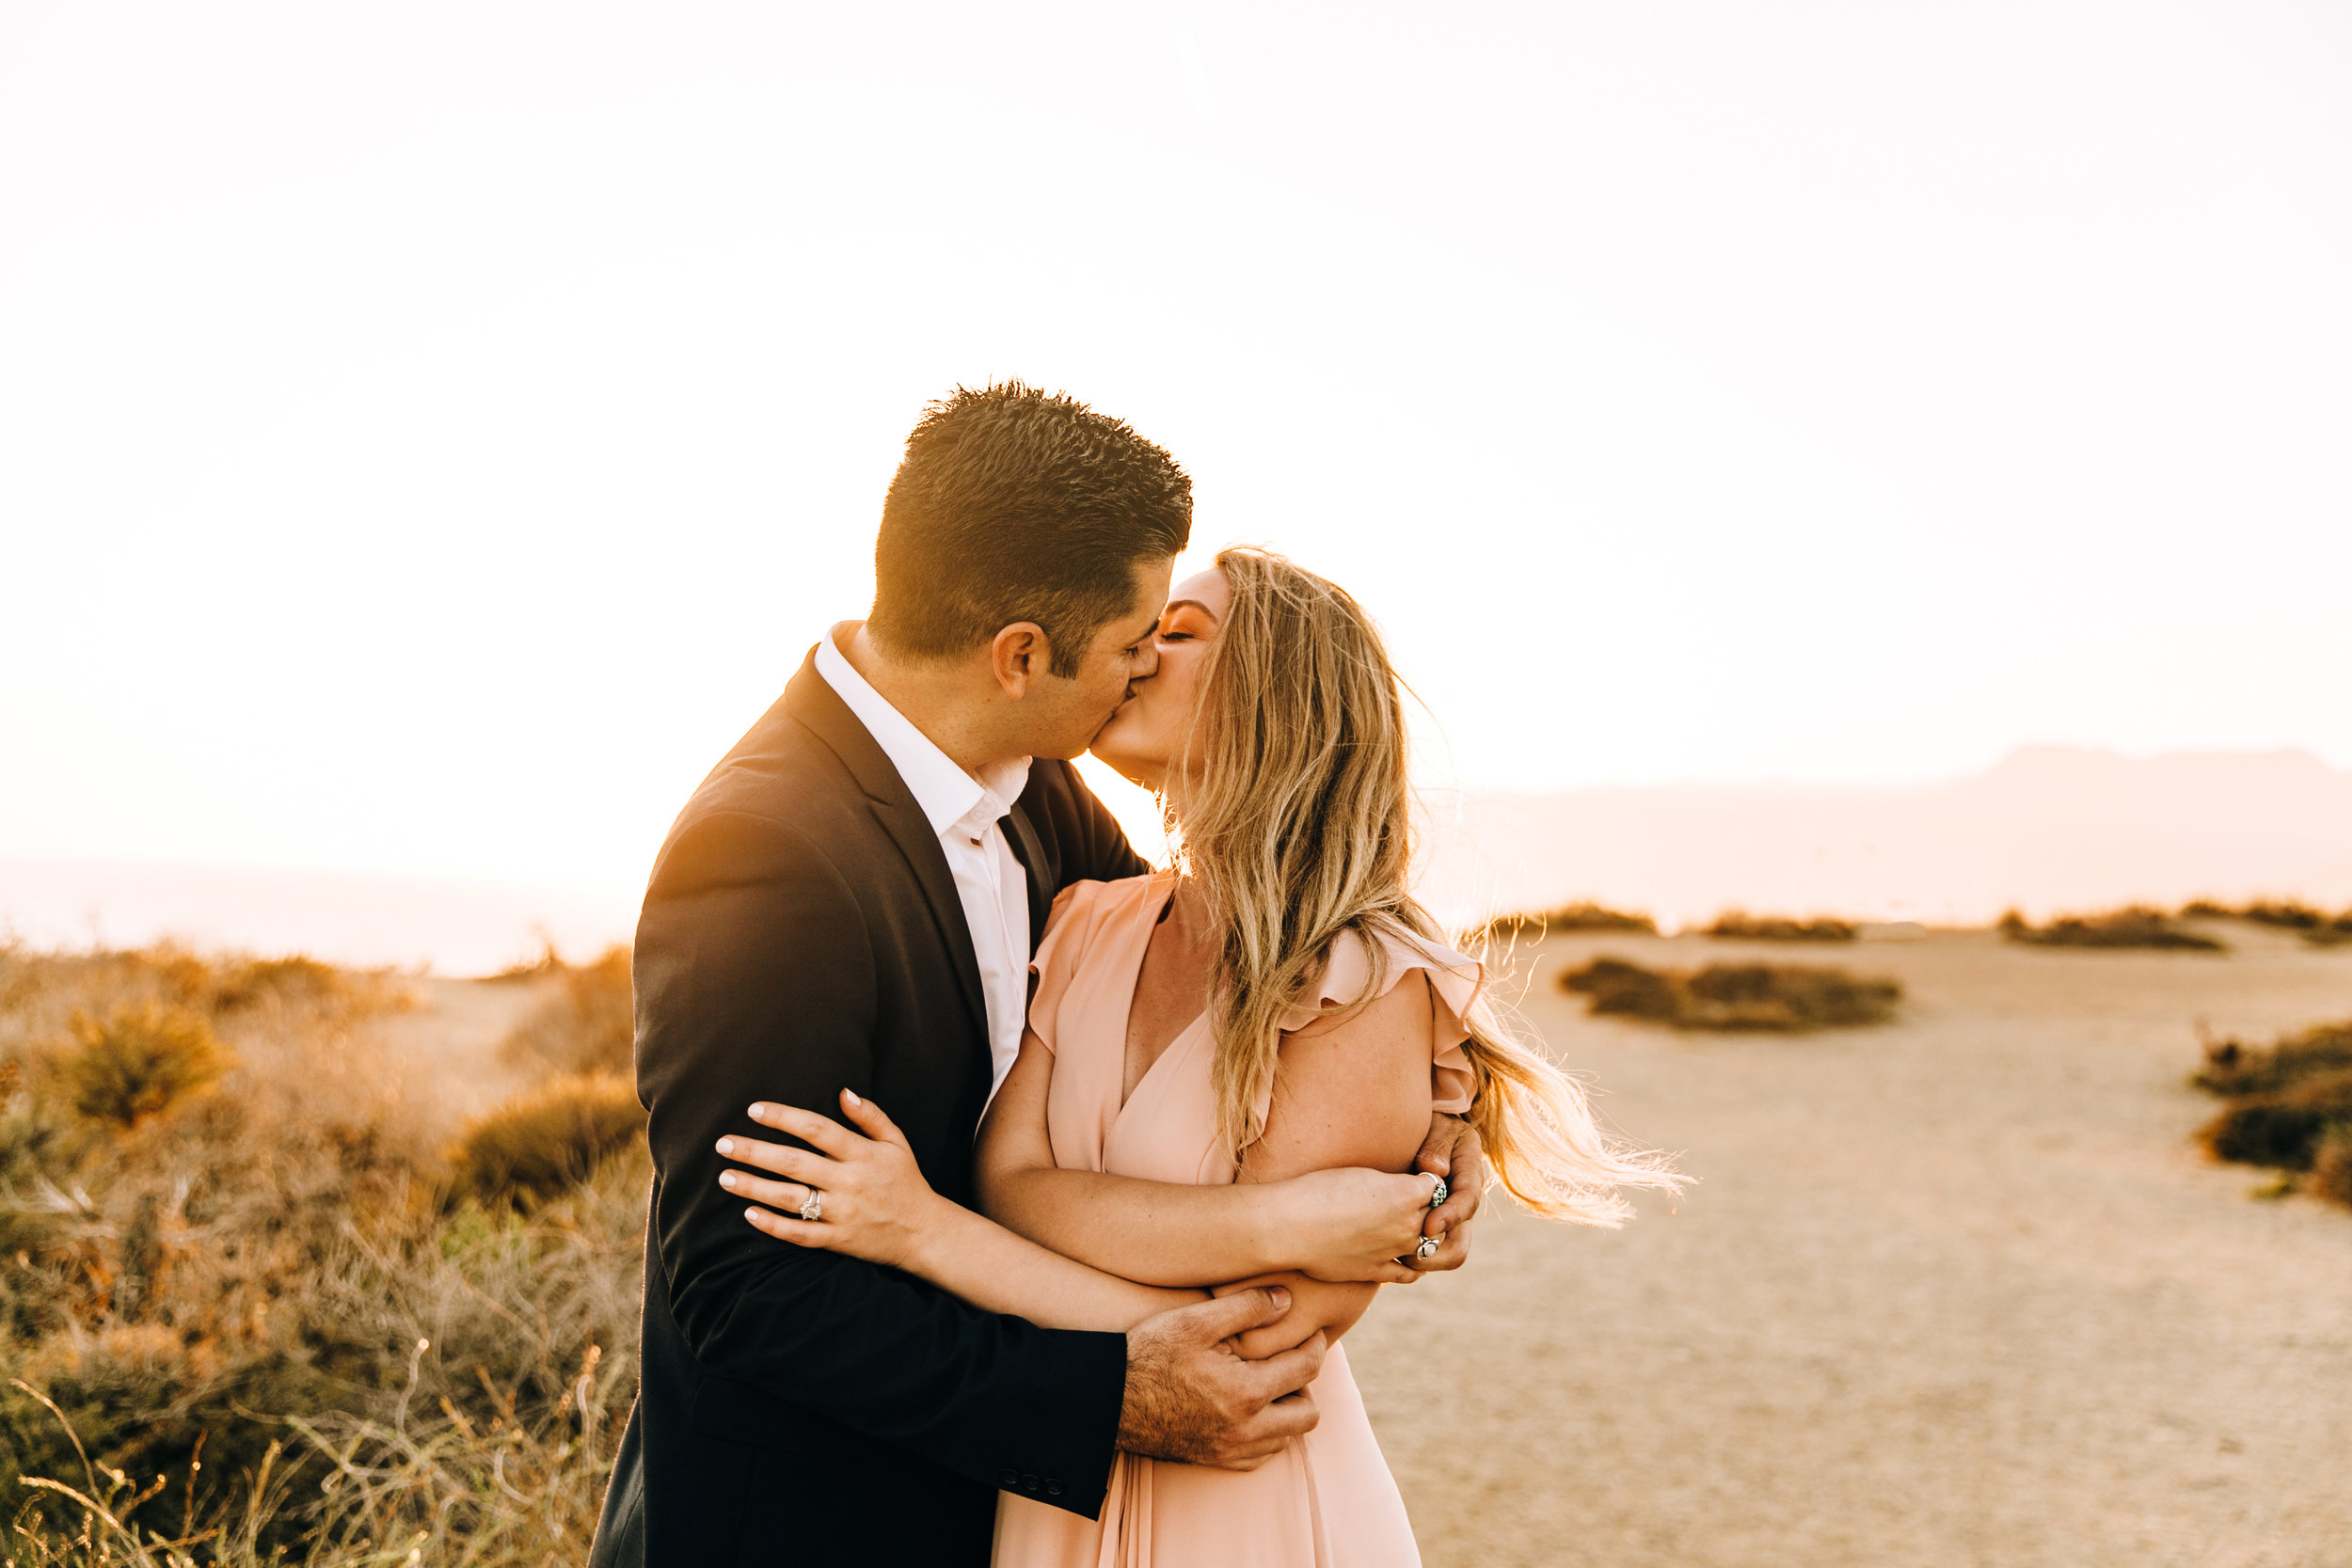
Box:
[782,652,988,1034]
[1002,802,1053,953]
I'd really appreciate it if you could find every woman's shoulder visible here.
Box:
[1290,923,1481,1027]
[1282,923,1483,1112]
[1037,872,1168,964]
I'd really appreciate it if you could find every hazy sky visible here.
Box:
[5,1,2347,895]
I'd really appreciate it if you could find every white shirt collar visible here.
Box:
[816,623,1032,836]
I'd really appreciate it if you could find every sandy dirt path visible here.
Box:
[1346,924,2352,1568]
[368,974,554,1122]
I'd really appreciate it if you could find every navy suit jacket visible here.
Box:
[588,651,1150,1567]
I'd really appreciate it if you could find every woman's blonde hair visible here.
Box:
[1170,547,1683,1226]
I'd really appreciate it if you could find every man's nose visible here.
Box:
[1132,641,1161,678]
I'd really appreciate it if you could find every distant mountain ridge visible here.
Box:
[0,856,637,975]
[8,748,2350,968]
[1420,747,2352,930]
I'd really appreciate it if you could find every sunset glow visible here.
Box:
[5,2,2347,945]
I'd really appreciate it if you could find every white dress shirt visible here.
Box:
[817,624,1032,1107]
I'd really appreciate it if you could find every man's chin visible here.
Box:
[1085,709,1131,754]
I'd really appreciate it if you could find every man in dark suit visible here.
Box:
[590,385,1480,1566]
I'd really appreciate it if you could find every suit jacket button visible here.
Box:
[1045,1479,1064,1497]
[1021,1473,1040,1493]
[998,1469,1020,1488]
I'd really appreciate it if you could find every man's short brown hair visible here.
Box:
[868,383,1192,677]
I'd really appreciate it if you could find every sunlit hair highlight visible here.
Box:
[1170,547,1684,1225]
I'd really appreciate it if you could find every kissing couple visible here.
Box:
[588,384,1679,1567]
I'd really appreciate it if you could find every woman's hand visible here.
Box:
[721,1090,949,1270]
[1263,1166,1447,1285]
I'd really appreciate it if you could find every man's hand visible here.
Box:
[1118,1289,1326,1470]
[1407,1113,1486,1275]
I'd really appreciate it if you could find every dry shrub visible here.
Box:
[2312,1127,2352,1207]
[498,944,634,1077]
[452,1072,646,1209]
[1999,907,2225,952]
[2192,1020,2352,1099]
[5,1150,644,1565]
[2235,900,2330,931]
[2183,900,2352,947]
[2192,1019,2352,1198]
[2200,1075,2352,1171]
[1475,902,1657,942]
[208,954,344,1011]
[1704,911,1857,942]
[1561,956,1901,1031]
[53,1004,233,1129]
[0,942,646,1560]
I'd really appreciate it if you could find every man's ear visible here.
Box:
[988,622,1053,699]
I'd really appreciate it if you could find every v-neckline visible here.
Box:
[1116,878,1209,1115]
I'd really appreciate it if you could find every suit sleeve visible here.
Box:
[634,809,1127,1516]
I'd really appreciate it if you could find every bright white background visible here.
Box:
[5,2,2348,900]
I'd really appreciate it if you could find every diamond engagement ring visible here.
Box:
[799,1191,824,1223]
[1415,1235,1440,1259]
[1426,1174,1449,1210]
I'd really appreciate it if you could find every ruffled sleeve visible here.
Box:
[1272,926,1482,1128]
[1025,879,1108,1055]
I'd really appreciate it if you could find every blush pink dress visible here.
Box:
[992,874,1481,1568]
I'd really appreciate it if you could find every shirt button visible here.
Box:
[1045,1478,1064,1497]
[1021,1473,1040,1493]
[998,1468,1019,1488]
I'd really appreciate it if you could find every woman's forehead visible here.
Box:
[1167,566,1232,616]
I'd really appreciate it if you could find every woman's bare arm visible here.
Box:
[1217,971,1443,1355]
[977,975,1442,1308]
[723,1094,1205,1333]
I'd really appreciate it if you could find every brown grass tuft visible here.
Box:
[53,1003,234,1130]
[1704,911,1858,943]
[1999,907,2225,951]
[0,941,645,1560]
[451,1071,647,1209]
[2182,899,2352,947]
[1560,956,1901,1031]
[2312,1126,2352,1208]
[2191,1020,2352,1200]
[1473,903,1657,942]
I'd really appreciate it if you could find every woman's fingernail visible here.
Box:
[716,1138,735,1156]
[747,1103,767,1118]
[720,1172,739,1189]
[844,1088,862,1107]
[745,1208,762,1224]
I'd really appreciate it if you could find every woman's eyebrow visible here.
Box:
[1159,598,1217,620]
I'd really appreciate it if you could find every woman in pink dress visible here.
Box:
[725,548,1683,1566]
